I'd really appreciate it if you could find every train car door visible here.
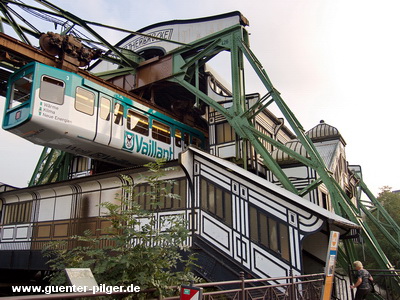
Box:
[173,128,182,157]
[108,100,125,149]
[93,95,112,145]
[71,86,97,140]
[174,128,190,158]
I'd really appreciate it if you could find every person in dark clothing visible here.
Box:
[350,260,373,300]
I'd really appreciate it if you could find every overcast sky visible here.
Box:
[0,0,399,196]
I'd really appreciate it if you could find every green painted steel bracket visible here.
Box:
[29,147,73,186]
[167,22,400,282]
[0,1,32,44]
[8,1,396,286]
[356,175,400,253]
[30,0,142,67]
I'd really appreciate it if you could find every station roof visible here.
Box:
[306,120,346,145]
[272,120,346,168]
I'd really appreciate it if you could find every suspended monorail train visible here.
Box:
[2,62,207,166]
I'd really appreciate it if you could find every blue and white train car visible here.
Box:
[2,62,207,166]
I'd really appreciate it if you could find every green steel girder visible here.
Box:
[245,26,400,284]
[2,0,399,287]
[0,15,41,39]
[29,147,73,186]
[356,176,400,253]
[244,125,319,169]
[172,76,297,193]
[0,0,144,67]
[170,24,316,195]
[0,1,32,44]
[94,67,136,81]
[167,22,399,280]
[32,0,141,68]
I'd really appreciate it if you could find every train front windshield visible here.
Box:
[8,73,33,109]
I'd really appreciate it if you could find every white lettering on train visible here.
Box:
[124,132,173,160]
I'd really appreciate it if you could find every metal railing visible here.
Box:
[333,269,400,300]
[350,269,400,300]
[333,272,352,300]
[1,271,325,300]
[3,269,399,299]
[166,271,324,300]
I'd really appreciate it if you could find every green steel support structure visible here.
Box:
[1,0,399,291]
[166,24,400,285]
[29,147,73,186]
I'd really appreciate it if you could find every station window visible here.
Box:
[100,97,111,121]
[1,202,32,225]
[200,178,232,226]
[39,76,65,105]
[9,73,33,109]
[249,205,290,262]
[321,192,329,210]
[113,103,124,126]
[152,120,171,144]
[216,122,235,144]
[127,110,149,135]
[70,156,91,177]
[158,178,186,209]
[256,122,272,152]
[75,87,94,115]
[133,178,186,210]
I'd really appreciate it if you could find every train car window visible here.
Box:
[100,97,111,120]
[9,73,33,109]
[127,110,149,135]
[152,120,171,144]
[40,76,65,105]
[113,103,124,125]
[75,87,95,115]
[184,133,189,148]
[175,129,182,147]
[192,136,202,147]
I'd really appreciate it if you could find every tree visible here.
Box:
[43,159,196,298]
[364,186,400,269]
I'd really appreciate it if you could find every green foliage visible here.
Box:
[43,159,197,298]
[363,186,400,269]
